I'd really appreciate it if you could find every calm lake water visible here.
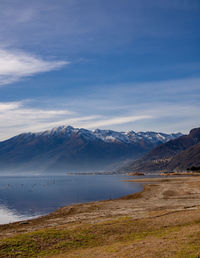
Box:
[0,175,142,225]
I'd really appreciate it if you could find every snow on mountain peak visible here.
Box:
[15,126,182,145]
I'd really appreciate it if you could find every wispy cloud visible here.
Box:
[0,101,153,140]
[83,115,152,129]
[1,0,199,53]
[0,49,69,85]
[0,85,199,140]
[0,101,100,139]
[0,101,72,139]
[30,116,101,133]
[42,77,200,133]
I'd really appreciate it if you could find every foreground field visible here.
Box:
[0,176,200,257]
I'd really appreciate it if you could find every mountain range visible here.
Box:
[123,127,200,173]
[0,126,182,174]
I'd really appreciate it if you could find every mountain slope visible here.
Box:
[167,141,200,171]
[123,127,200,173]
[0,126,182,174]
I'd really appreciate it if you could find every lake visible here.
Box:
[0,174,142,225]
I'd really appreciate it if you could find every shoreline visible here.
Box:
[0,173,144,226]
[1,175,200,231]
[0,177,145,227]
[0,176,200,257]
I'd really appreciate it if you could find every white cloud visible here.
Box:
[0,101,153,140]
[0,49,69,85]
[29,115,101,133]
[1,74,200,140]
[83,115,153,129]
[0,101,71,139]
[0,101,101,139]
[0,102,22,111]
[0,96,199,141]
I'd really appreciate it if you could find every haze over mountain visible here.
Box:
[123,127,200,173]
[0,126,182,174]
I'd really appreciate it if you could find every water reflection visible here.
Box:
[0,175,142,225]
[0,205,37,225]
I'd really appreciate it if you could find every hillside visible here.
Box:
[122,127,200,173]
[167,141,200,171]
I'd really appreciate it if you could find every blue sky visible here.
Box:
[0,0,199,139]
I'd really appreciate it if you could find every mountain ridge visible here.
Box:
[0,125,182,174]
[8,125,182,144]
[122,127,200,173]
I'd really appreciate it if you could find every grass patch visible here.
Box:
[176,232,200,258]
[0,217,186,257]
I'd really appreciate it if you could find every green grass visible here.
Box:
[0,217,200,257]
[176,232,200,258]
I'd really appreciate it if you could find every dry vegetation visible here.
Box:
[0,176,200,257]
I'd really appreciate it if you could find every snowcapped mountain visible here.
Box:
[121,127,200,173]
[23,125,182,145]
[93,129,181,144]
[0,126,183,174]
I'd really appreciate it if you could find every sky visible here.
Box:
[0,0,200,140]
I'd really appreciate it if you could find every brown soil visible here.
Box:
[0,176,200,257]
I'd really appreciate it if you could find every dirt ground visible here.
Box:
[0,176,200,257]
